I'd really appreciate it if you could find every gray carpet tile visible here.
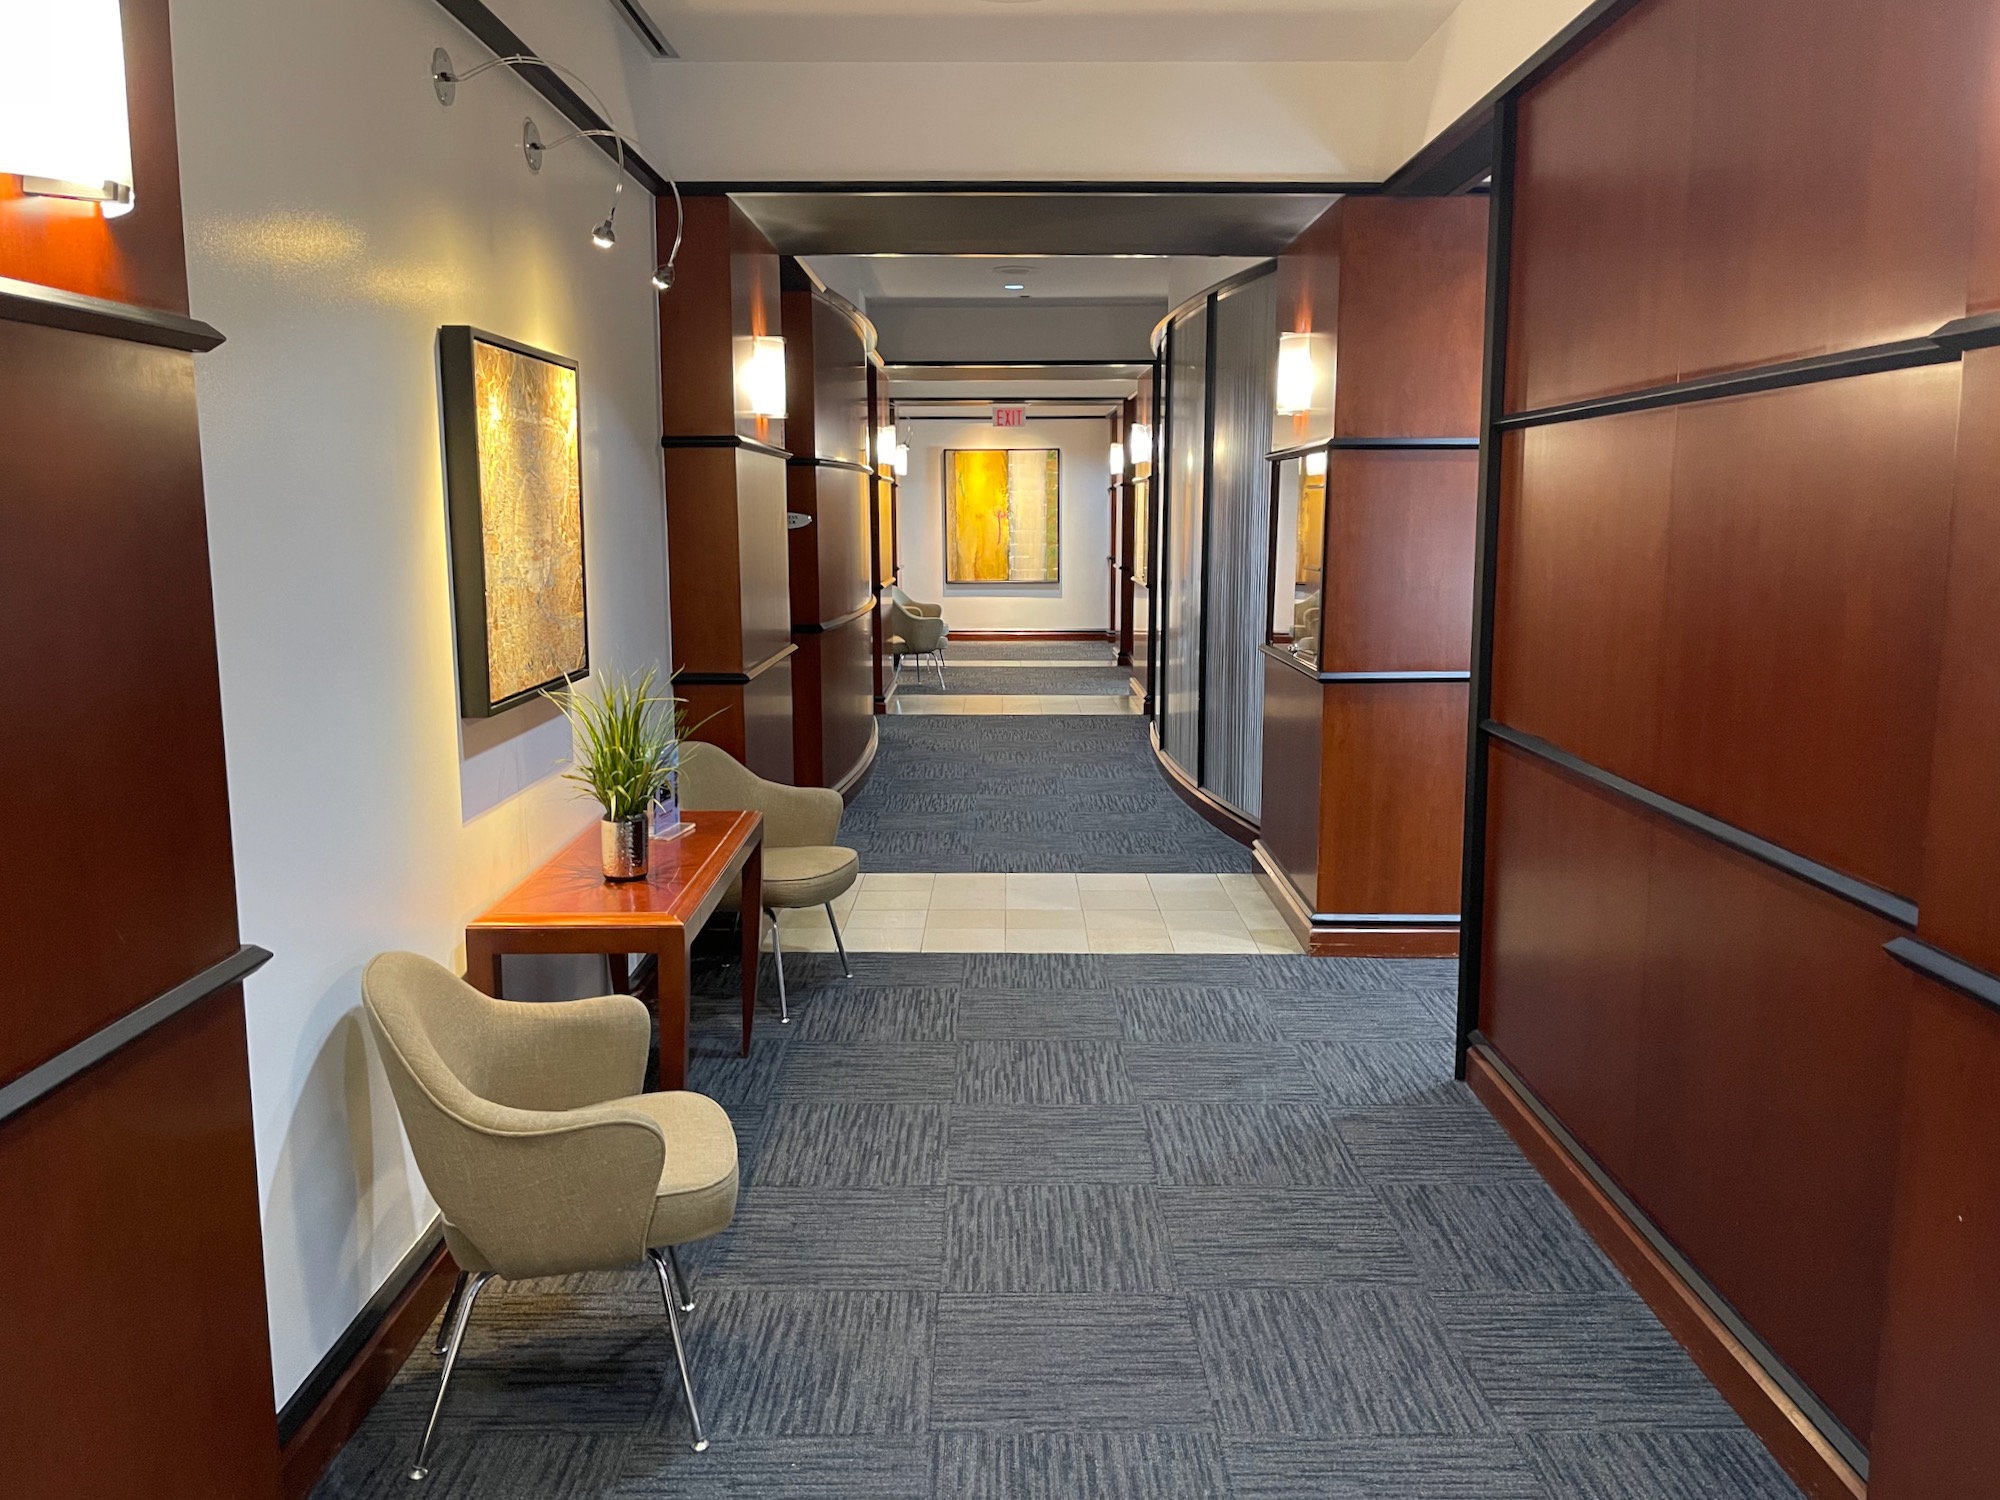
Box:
[953,987,1127,1039]
[933,1428,1235,1500]
[757,1103,949,1187]
[1225,1437,1551,1500]
[687,1189,945,1288]
[946,1105,1160,1183]
[1519,1430,1805,1500]
[1146,1103,1359,1187]
[314,952,1803,1500]
[1189,1288,1500,1436]
[1159,1188,1421,1286]
[1122,1044,1322,1105]
[957,1040,1132,1105]
[675,1290,934,1437]
[898,664,1137,695]
[1116,985,1290,1043]
[1432,1293,1744,1429]
[943,1185,1179,1293]
[841,717,1251,872]
[1377,1181,1629,1294]
[943,640,1115,661]
[930,1295,1215,1427]
[611,1436,933,1500]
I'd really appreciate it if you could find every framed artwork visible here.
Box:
[438,326,589,718]
[943,447,1061,584]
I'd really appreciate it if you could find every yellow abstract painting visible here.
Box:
[945,448,1061,584]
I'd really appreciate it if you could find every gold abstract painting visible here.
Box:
[944,448,1061,584]
[440,327,589,717]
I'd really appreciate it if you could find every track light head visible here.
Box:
[651,263,676,292]
[591,217,616,249]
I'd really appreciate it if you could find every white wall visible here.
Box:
[901,418,1113,633]
[1397,0,1598,166]
[171,0,669,1405]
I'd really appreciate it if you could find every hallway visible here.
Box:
[312,947,1802,1500]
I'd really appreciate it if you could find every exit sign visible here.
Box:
[993,404,1026,428]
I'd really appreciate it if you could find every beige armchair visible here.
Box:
[888,597,947,689]
[361,952,737,1478]
[888,583,942,620]
[675,741,859,1020]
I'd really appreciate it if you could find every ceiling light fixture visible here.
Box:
[2,3,136,217]
[1003,283,1025,291]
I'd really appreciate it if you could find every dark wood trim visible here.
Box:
[889,359,1150,370]
[1885,936,2000,1018]
[1266,436,1481,462]
[429,0,675,197]
[661,433,791,462]
[942,629,1110,642]
[1257,644,1472,684]
[794,600,875,635]
[1486,721,1919,927]
[1928,310,2000,354]
[1456,97,1516,1079]
[0,945,272,1119]
[698,180,1380,196]
[1150,722,1257,845]
[1469,1044,1868,1498]
[1253,842,1459,957]
[832,720,879,803]
[1497,337,1957,431]
[0,274,224,352]
[788,455,874,475]
[1194,288,1222,784]
[276,1230,457,1500]
[673,642,797,685]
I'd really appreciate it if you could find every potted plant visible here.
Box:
[546,667,688,881]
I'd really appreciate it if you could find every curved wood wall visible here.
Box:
[1464,0,2000,1493]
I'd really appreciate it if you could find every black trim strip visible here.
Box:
[1486,721,1919,927]
[703,179,1378,197]
[1931,311,2000,353]
[887,359,1149,369]
[1313,912,1460,926]
[1266,436,1481,461]
[276,1218,445,1442]
[1497,336,1956,430]
[789,455,874,475]
[0,274,225,352]
[675,643,797,685]
[0,945,273,1123]
[793,600,875,634]
[1472,1039,1869,1478]
[662,433,791,462]
[430,0,675,197]
[1164,260,1280,333]
[1322,670,1471,683]
[1885,936,2000,1018]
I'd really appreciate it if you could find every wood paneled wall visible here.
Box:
[780,262,879,792]
[0,2,279,1494]
[1256,197,1486,956]
[1468,0,2000,1493]
[659,196,795,782]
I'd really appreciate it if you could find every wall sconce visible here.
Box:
[878,424,898,469]
[1109,439,1125,474]
[1127,423,1153,467]
[2,3,136,217]
[892,443,909,478]
[1305,449,1328,477]
[1275,332,1317,416]
[740,335,787,419]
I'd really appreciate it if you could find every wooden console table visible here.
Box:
[463,810,764,1090]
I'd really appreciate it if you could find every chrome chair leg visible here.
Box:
[650,1249,709,1452]
[825,903,853,979]
[933,648,946,690]
[666,1244,695,1313]
[433,1271,469,1355]
[766,906,789,1023]
[410,1270,491,1480]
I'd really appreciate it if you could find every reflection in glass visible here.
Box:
[1269,453,1326,667]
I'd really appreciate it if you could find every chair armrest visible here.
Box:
[910,602,943,618]
[422,1100,668,1279]
[904,615,945,651]
[476,993,652,1111]
[759,780,845,847]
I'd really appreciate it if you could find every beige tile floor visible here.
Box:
[889,694,1143,716]
[771,872,1304,955]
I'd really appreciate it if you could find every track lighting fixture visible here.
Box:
[592,215,617,249]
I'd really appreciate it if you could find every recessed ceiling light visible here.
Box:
[1003,283,1025,291]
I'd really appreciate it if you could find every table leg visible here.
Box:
[464,932,502,997]
[655,928,691,1092]
[607,952,631,995]
[739,841,763,1058]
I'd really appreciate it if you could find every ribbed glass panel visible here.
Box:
[1160,307,1208,777]
[1200,272,1277,819]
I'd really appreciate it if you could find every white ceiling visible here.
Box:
[628,0,1459,64]
[807,254,1263,304]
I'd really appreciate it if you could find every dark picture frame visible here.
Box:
[941,446,1063,585]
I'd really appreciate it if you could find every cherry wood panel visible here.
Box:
[788,464,872,630]
[663,446,748,672]
[1868,981,2000,1500]
[1317,682,1466,916]
[1272,203,1339,452]
[1320,449,1477,674]
[680,657,795,787]
[1257,652,1322,907]
[659,197,786,446]
[1490,411,1673,782]
[1916,348,2000,973]
[0,0,190,313]
[818,610,877,789]
[1330,198,1487,439]
[1652,366,1957,900]
[0,989,278,1499]
[0,320,239,1084]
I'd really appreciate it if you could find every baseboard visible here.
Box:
[276,1222,457,1500]
[1252,840,1461,957]
[1148,726,1258,846]
[834,720,880,802]
[945,629,1109,642]
[1466,1044,1868,1500]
